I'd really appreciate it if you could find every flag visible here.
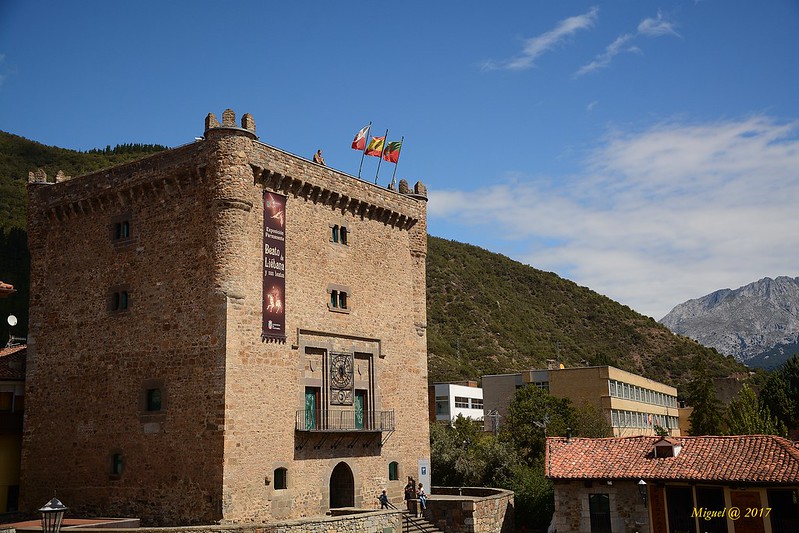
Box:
[382,140,402,163]
[365,136,385,157]
[351,124,370,150]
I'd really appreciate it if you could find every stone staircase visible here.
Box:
[401,510,446,533]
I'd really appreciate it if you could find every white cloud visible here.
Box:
[575,10,679,76]
[428,115,799,319]
[638,11,681,38]
[574,33,635,77]
[482,7,598,71]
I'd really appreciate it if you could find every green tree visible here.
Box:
[429,416,520,488]
[685,356,724,435]
[570,403,614,438]
[726,384,787,436]
[503,385,573,462]
[760,355,799,433]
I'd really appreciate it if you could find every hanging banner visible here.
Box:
[263,191,286,341]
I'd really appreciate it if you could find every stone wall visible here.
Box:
[552,480,649,533]
[22,110,429,526]
[425,487,514,533]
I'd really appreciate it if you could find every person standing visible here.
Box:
[404,477,415,510]
[379,489,389,509]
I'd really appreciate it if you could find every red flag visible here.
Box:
[365,136,385,157]
[352,124,370,150]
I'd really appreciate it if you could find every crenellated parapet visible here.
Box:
[204,108,257,140]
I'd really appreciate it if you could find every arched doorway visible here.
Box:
[329,462,355,508]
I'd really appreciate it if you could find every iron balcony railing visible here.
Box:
[295,409,395,432]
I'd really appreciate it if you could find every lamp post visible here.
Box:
[39,497,68,533]
[637,479,648,507]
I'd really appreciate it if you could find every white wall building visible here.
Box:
[432,382,484,423]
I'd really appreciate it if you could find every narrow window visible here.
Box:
[332,225,339,243]
[274,467,288,490]
[340,226,348,245]
[389,462,399,481]
[111,453,124,476]
[338,291,347,309]
[331,290,338,308]
[146,388,162,412]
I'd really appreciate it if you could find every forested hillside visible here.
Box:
[1,133,746,392]
[426,237,745,389]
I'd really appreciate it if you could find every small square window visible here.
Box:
[109,287,131,314]
[110,213,135,246]
[327,285,351,313]
[114,221,130,240]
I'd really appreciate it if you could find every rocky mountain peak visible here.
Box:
[660,276,799,368]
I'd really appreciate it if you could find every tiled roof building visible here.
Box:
[546,435,799,533]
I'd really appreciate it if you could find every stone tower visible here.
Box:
[23,110,429,525]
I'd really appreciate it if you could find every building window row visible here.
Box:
[608,380,677,408]
[611,409,678,429]
[452,396,483,410]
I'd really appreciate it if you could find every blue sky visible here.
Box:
[1,1,798,319]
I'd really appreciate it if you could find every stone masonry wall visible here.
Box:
[23,110,429,526]
[425,488,514,533]
[553,480,649,533]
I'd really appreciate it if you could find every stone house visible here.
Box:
[22,109,430,525]
[546,434,799,533]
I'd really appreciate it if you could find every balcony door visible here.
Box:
[354,390,367,429]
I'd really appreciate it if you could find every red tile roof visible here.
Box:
[546,435,799,484]
[0,345,26,380]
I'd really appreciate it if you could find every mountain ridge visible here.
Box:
[660,276,799,368]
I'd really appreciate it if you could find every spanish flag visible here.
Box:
[365,136,385,157]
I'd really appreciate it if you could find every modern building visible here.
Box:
[546,434,799,533]
[429,381,484,423]
[482,365,682,436]
[0,345,24,514]
[22,109,430,525]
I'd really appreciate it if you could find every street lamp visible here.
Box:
[39,497,68,533]
[637,479,648,507]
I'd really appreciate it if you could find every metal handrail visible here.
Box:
[295,409,395,431]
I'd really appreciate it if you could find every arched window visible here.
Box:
[389,461,399,481]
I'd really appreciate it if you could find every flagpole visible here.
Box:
[390,136,404,188]
[357,122,371,179]
[374,129,388,184]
